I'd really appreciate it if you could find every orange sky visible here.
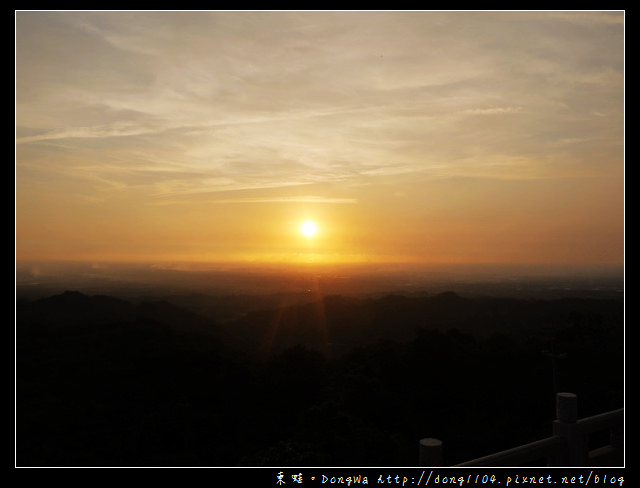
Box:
[16,11,624,268]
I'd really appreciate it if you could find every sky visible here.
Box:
[15,11,625,268]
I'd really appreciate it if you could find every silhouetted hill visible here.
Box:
[16,289,623,467]
[126,291,321,324]
[16,289,623,364]
[18,290,131,326]
[226,291,623,358]
[17,290,227,337]
[16,291,249,467]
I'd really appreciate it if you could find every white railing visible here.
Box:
[419,392,624,467]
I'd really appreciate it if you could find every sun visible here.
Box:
[300,220,318,238]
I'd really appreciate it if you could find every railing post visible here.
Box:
[552,392,586,466]
[610,414,624,452]
[419,438,443,466]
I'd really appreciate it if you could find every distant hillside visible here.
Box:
[15,290,238,351]
[16,289,624,359]
[224,291,624,358]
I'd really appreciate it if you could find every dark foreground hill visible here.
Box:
[16,290,623,467]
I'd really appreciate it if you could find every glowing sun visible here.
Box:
[300,220,318,238]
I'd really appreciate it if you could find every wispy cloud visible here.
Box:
[17,11,623,192]
[15,122,167,144]
[460,106,524,115]
[203,195,357,205]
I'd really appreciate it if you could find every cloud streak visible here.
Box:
[154,195,359,205]
[17,11,623,189]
